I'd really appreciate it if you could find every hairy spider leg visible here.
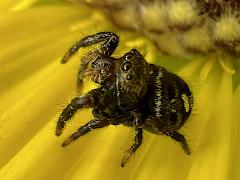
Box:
[143,116,191,155]
[121,111,144,167]
[56,89,99,136]
[61,32,119,63]
[121,128,142,167]
[165,130,191,155]
[61,32,119,89]
[62,118,110,147]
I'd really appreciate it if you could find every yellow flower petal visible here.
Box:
[0,0,37,11]
[230,85,240,180]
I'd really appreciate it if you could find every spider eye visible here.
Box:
[121,62,132,71]
[124,53,132,60]
[126,74,134,80]
[130,49,138,54]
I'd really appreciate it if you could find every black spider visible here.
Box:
[55,32,193,167]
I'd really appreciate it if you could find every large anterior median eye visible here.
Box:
[121,61,132,71]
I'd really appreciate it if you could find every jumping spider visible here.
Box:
[56,32,193,167]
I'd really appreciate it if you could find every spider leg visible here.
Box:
[165,130,191,155]
[61,32,119,63]
[121,128,142,167]
[56,89,99,136]
[62,118,110,147]
[143,116,191,155]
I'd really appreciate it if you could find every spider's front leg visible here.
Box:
[61,32,119,88]
[61,32,119,63]
[55,89,100,136]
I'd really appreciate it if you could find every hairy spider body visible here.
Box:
[56,32,193,167]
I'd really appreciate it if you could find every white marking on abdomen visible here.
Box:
[154,71,163,117]
[181,94,189,112]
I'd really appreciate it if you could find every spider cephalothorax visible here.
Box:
[56,32,193,167]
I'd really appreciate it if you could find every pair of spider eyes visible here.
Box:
[121,61,134,80]
[121,49,138,71]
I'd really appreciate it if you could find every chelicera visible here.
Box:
[56,32,193,167]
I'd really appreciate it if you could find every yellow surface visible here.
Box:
[0,3,239,180]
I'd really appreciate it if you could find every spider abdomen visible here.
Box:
[149,67,193,132]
